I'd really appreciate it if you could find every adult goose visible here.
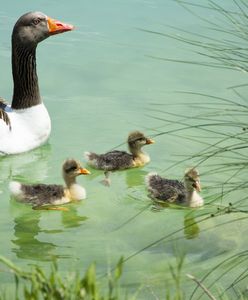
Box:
[85,131,155,185]
[0,12,74,155]
[145,168,204,208]
[9,159,90,209]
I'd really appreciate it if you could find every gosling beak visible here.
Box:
[146,138,155,145]
[192,180,201,192]
[47,17,74,35]
[78,168,91,175]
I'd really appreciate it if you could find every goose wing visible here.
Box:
[0,97,11,130]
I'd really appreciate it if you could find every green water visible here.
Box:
[1,1,248,298]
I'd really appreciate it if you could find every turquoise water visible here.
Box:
[1,1,248,298]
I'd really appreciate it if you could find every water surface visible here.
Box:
[0,1,247,298]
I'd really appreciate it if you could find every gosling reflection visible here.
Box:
[12,209,59,261]
[84,167,147,189]
[125,168,147,188]
[183,211,200,239]
[151,201,200,239]
[11,205,87,261]
[151,200,170,211]
[61,206,88,228]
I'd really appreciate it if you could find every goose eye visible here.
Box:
[33,18,41,25]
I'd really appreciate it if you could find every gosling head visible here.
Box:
[127,131,154,151]
[63,159,90,181]
[184,168,201,192]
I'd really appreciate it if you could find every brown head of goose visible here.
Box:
[0,12,74,155]
[84,131,155,185]
[145,168,204,208]
[9,159,90,209]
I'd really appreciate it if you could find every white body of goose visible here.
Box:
[0,104,50,155]
[0,12,74,155]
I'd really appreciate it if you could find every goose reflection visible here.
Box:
[0,144,51,185]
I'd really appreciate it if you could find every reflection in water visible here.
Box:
[183,211,200,239]
[12,209,59,261]
[0,144,51,194]
[125,168,147,188]
[0,144,51,183]
[85,166,147,188]
[151,201,200,239]
[3,143,89,261]
[151,200,170,211]
[61,206,88,228]
[11,204,88,261]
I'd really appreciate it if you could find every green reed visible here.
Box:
[133,1,248,298]
[2,250,248,299]
[0,253,195,300]
[0,256,126,300]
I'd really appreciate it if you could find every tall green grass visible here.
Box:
[137,1,248,299]
[140,0,248,207]
[0,256,126,300]
[1,252,248,299]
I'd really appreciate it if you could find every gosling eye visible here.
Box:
[65,165,78,173]
[192,182,197,189]
[70,166,78,171]
[136,137,145,142]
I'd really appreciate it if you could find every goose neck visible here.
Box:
[11,41,41,109]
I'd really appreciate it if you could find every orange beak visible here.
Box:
[78,168,91,175]
[47,17,74,35]
[146,138,155,145]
